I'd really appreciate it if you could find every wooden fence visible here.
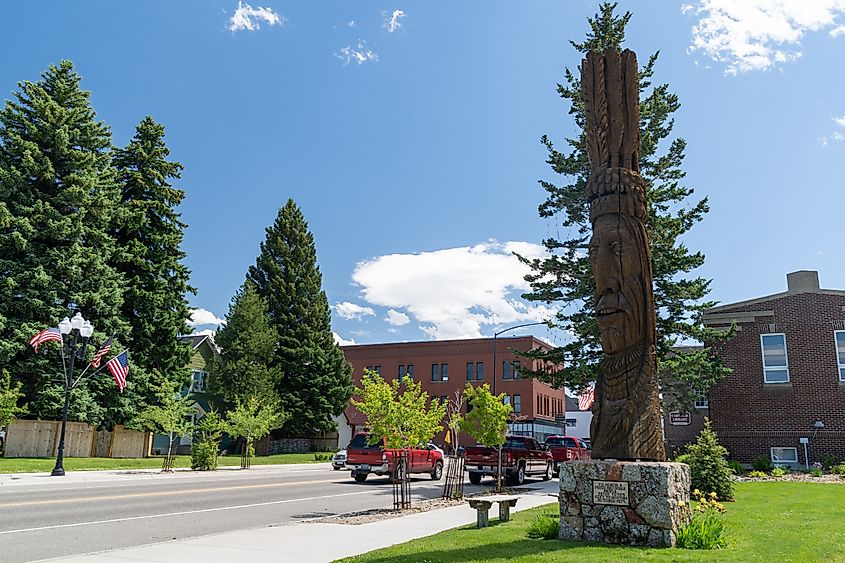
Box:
[4,419,151,458]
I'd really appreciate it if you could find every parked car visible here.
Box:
[332,449,347,470]
[464,435,553,486]
[544,435,591,476]
[427,442,445,457]
[345,433,444,483]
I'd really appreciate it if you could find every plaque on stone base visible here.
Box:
[558,460,690,547]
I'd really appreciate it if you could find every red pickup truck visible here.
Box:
[545,435,591,476]
[464,435,553,486]
[345,433,444,483]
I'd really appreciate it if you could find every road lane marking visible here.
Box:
[0,477,349,508]
[0,490,373,535]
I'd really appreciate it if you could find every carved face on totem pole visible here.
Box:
[588,213,649,355]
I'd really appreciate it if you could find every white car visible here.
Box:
[332,449,347,470]
[427,442,445,456]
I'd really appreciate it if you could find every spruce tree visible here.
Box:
[247,199,353,435]
[0,61,133,426]
[210,281,281,409]
[112,116,193,398]
[520,3,730,405]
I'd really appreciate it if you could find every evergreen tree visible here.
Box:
[210,281,281,409]
[520,4,730,404]
[684,418,734,501]
[247,199,353,435]
[112,116,194,397]
[0,61,133,426]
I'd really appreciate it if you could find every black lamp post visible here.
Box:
[52,312,94,477]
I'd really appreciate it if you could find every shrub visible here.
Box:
[727,460,744,475]
[191,441,219,471]
[771,466,788,478]
[676,490,728,550]
[675,453,691,465]
[752,455,773,472]
[314,452,334,462]
[684,419,734,501]
[748,470,767,479]
[810,468,823,478]
[820,453,839,471]
[832,463,845,475]
[526,512,560,540]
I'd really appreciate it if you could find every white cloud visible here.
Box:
[229,1,283,32]
[192,328,217,337]
[684,1,845,74]
[385,309,410,326]
[188,308,224,327]
[351,241,555,340]
[831,24,845,36]
[334,301,375,320]
[347,20,356,28]
[335,41,379,65]
[834,131,845,141]
[383,9,406,33]
[333,332,357,346]
[834,116,845,127]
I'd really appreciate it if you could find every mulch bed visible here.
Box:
[310,487,537,525]
[736,473,845,484]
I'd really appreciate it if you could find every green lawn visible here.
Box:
[338,482,845,563]
[0,452,327,473]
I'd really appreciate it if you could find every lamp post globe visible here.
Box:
[51,312,94,477]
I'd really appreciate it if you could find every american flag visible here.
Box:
[29,327,63,353]
[90,335,113,369]
[106,350,129,392]
[578,386,595,411]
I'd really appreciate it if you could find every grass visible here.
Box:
[0,452,326,473]
[337,482,845,563]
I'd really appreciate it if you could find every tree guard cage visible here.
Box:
[241,442,251,469]
[442,450,465,500]
[162,451,175,472]
[391,449,411,510]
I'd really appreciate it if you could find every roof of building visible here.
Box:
[565,395,581,412]
[705,270,845,315]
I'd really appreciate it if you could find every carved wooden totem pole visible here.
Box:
[582,48,665,461]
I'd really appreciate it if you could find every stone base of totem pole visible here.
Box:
[558,460,690,547]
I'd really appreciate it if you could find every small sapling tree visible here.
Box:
[223,396,288,469]
[134,380,195,471]
[460,383,512,491]
[191,410,223,471]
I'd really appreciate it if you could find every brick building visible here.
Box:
[340,336,567,446]
[703,270,845,467]
[661,346,709,456]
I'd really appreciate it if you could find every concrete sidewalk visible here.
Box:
[44,488,558,563]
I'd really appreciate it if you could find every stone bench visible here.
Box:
[467,495,520,528]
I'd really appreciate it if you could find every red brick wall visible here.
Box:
[705,292,845,466]
[341,336,566,446]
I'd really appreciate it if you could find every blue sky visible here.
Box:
[2,1,843,346]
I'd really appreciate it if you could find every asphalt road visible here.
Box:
[0,463,503,562]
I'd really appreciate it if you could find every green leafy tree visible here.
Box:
[112,116,194,397]
[210,281,281,410]
[0,61,132,426]
[684,418,734,501]
[460,383,512,491]
[519,3,730,405]
[134,380,195,470]
[0,369,26,429]
[352,371,446,450]
[223,396,288,466]
[247,199,353,435]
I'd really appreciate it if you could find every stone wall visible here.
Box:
[558,460,690,547]
[268,438,311,454]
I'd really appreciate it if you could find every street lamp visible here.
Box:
[491,321,548,396]
[52,312,94,476]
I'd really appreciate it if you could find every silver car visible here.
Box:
[332,449,347,470]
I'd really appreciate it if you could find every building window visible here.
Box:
[566,418,576,427]
[513,361,521,380]
[513,394,521,414]
[365,365,381,376]
[398,365,404,378]
[693,389,709,409]
[431,363,448,382]
[503,361,512,380]
[770,447,798,464]
[836,331,845,382]
[406,364,414,380]
[191,370,207,393]
[476,362,484,381]
[466,362,474,381]
[503,394,511,405]
[761,333,789,384]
